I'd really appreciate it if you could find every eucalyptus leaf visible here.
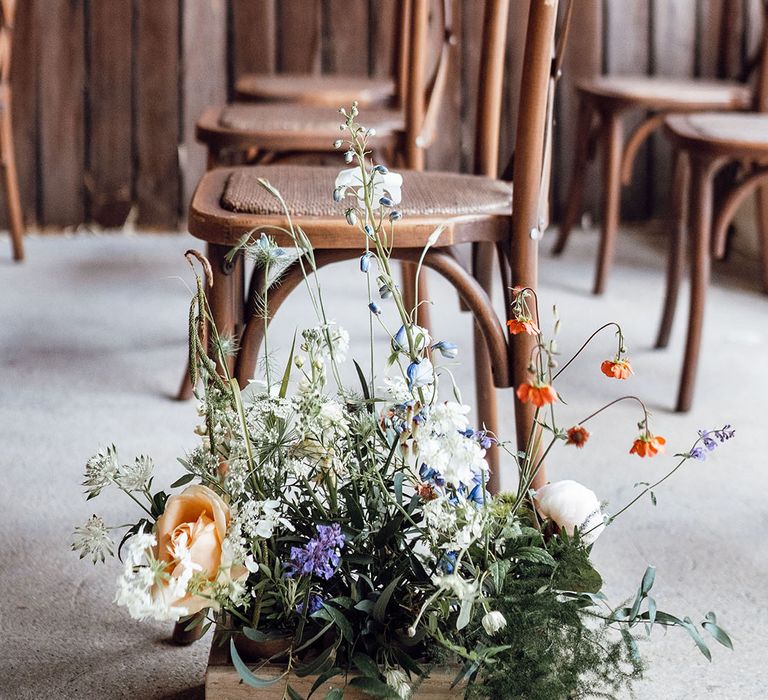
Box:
[347,676,399,698]
[229,639,284,688]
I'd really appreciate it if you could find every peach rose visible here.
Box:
[153,484,243,615]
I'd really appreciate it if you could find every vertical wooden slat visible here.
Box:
[87,0,132,228]
[459,0,485,173]
[650,0,696,215]
[8,0,36,226]
[231,0,276,83]
[498,2,530,176]
[553,0,602,219]
[181,0,227,209]
[277,1,321,73]
[698,0,742,78]
[370,0,397,77]
[604,0,650,220]
[324,0,369,74]
[135,0,180,228]
[38,0,85,226]
[426,0,461,171]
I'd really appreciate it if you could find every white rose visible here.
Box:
[534,480,605,545]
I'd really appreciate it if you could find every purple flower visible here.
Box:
[690,425,735,461]
[699,430,717,452]
[296,594,324,615]
[690,446,707,461]
[715,425,736,443]
[285,524,346,580]
[461,427,497,450]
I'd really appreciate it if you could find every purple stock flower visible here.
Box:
[285,524,346,580]
[296,594,324,615]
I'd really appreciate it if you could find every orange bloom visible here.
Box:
[566,425,590,448]
[601,359,633,379]
[507,316,540,336]
[630,434,666,458]
[516,382,558,407]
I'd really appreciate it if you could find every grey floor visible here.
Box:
[1,227,766,699]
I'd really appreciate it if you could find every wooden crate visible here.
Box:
[205,630,465,699]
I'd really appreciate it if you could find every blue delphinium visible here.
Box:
[296,594,324,615]
[285,524,346,580]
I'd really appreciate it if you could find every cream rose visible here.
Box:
[534,480,605,545]
[153,484,243,615]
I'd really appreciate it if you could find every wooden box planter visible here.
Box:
[205,630,465,699]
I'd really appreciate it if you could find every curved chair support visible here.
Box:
[621,112,667,186]
[712,165,768,257]
[235,247,510,390]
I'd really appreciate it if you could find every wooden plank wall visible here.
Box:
[5,0,764,230]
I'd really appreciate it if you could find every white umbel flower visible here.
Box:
[384,669,411,699]
[482,610,507,635]
[534,480,605,545]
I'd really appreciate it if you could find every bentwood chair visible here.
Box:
[174,0,564,647]
[552,5,764,295]
[1,0,24,262]
[233,3,409,109]
[656,36,768,411]
[177,0,452,399]
[186,0,563,488]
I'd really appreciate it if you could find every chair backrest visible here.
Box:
[0,0,15,86]
[750,1,768,112]
[403,0,455,169]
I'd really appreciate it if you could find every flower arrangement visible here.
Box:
[74,106,735,700]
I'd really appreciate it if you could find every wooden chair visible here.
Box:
[551,6,761,295]
[186,0,562,488]
[174,0,564,647]
[177,0,452,400]
[233,3,409,109]
[0,0,24,262]
[197,0,453,172]
[657,47,768,410]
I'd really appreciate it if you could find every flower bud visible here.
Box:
[344,150,355,164]
[332,187,343,202]
[333,139,343,149]
[482,611,507,635]
[379,196,393,207]
[345,209,358,226]
[389,210,402,221]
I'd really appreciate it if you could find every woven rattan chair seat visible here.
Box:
[218,104,403,136]
[234,73,396,107]
[220,166,512,218]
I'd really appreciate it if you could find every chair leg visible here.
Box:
[593,109,623,295]
[755,182,768,294]
[552,97,594,255]
[472,242,499,490]
[2,109,25,262]
[676,154,716,412]
[656,149,689,348]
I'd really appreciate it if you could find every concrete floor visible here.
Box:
[1,227,766,698]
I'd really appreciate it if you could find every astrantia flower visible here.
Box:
[516,382,557,407]
[565,425,590,448]
[482,610,507,635]
[601,359,633,379]
[630,433,666,458]
[72,515,113,564]
[506,316,539,335]
[285,524,345,580]
[535,480,604,545]
[116,455,154,491]
[82,445,120,498]
[334,166,403,210]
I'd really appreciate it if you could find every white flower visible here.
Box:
[384,669,411,699]
[82,445,120,497]
[418,431,486,487]
[406,358,434,391]
[392,324,431,354]
[429,402,471,434]
[335,166,403,210]
[72,515,113,563]
[380,375,411,404]
[534,480,605,545]
[116,455,154,491]
[482,610,507,635]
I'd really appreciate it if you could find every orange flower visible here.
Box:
[516,382,558,407]
[566,425,590,448]
[629,434,666,458]
[507,316,540,336]
[601,359,633,379]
